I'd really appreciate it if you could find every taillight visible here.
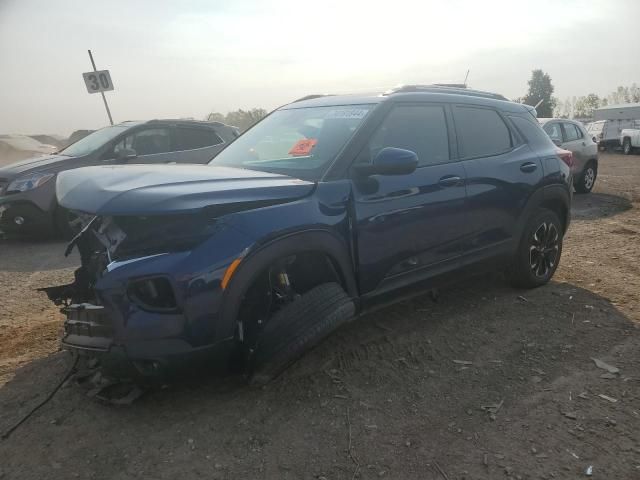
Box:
[558,151,573,168]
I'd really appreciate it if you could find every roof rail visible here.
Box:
[386,84,508,101]
[432,83,468,88]
[292,94,334,103]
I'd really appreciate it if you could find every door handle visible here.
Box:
[438,175,462,187]
[520,162,538,173]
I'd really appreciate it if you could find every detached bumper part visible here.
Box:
[60,302,236,377]
[62,303,114,351]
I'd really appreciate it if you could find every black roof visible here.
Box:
[114,119,236,130]
[283,85,525,114]
[384,84,508,101]
[146,119,231,128]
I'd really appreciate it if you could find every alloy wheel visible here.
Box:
[583,167,595,190]
[529,222,559,278]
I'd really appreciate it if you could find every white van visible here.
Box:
[590,103,640,150]
[586,119,637,150]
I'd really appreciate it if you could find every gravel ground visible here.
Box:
[0,153,639,479]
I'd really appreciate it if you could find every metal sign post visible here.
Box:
[86,50,114,125]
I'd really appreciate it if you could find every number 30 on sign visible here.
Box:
[82,70,114,94]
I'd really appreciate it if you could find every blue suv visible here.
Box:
[43,86,572,381]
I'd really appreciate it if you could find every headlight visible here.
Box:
[127,276,178,312]
[6,173,55,193]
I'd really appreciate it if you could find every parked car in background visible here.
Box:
[0,119,239,237]
[585,119,636,151]
[42,85,572,382]
[589,102,640,150]
[540,118,598,193]
[620,120,640,155]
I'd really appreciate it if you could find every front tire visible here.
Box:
[250,282,355,384]
[508,209,563,289]
[622,138,633,155]
[574,163,597,194]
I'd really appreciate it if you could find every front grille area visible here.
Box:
[63,303,115,339]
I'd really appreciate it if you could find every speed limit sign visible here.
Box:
[82,70,114,94]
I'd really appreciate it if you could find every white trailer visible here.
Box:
[589,103,640,149]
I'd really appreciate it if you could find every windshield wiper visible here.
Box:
[244,156,313,165]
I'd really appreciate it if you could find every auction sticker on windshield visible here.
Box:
[324,108,369,119]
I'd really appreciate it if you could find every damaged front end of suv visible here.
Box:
[40,164,323,377]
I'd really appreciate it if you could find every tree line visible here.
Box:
[519,69,640,119]
[206,108,268,132]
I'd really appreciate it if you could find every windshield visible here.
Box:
[59,125,129,157]
[209,105,373,180]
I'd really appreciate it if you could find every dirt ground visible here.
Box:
[0,153,639,479]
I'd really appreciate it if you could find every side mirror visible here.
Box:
[552,139,562,147]
[353,147,418,177]
[116,148,137,162]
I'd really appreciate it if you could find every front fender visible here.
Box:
[213,181,357,340]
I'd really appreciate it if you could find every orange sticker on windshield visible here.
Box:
[288,138,317,156]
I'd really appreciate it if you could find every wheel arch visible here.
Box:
[515,185,570,244]
[540,194,569,233]
[217,229,358,339]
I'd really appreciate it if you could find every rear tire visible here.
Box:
[250,282,355,384]
[574,163,597,194]
[622,138,633,155]
[508,209,563,289]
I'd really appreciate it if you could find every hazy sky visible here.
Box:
[1,0,639,135]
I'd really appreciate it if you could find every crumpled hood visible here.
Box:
[0,154,75,177]
[56,164,315,215]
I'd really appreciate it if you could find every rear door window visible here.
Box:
[454,106,513,158]
[563,123,582,142]
[113,128,172,156]
[362,104,450,167]
[173,127,223,151]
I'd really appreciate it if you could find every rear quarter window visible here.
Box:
[509,115,555,149]
[453,106,512,158]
